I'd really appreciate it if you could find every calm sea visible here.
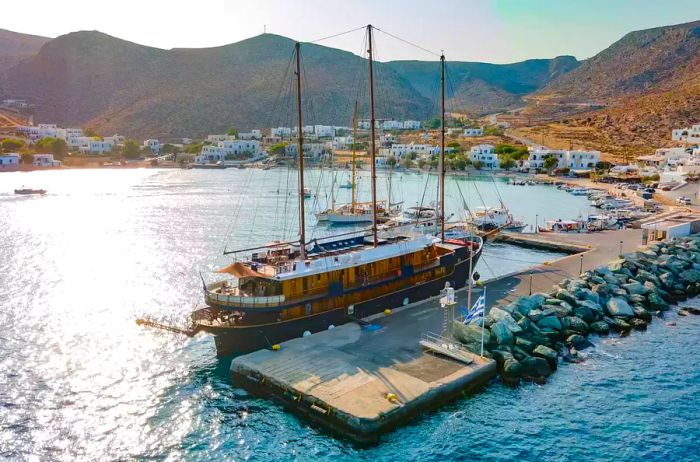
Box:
[1,168,697,461]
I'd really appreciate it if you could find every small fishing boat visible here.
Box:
[467,206,526,232]
[569,188,590,196]
[338,179,353,189]
[539,219,586,233]
[14,188,46,195]
[303,187,313,199]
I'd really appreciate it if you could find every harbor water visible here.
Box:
[1,168,698,460]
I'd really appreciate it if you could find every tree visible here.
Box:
[227,126,238,137]
[83,128,98,137]
[543,156,558,172]
[454,157,467,171]
[161,143,176,154]
[400,157,414,169]
[483,126,503,136]
[123,139,141,159]
[447,141,462,153]
[472,160,483,170]
[269,142,288,155]
[386,155,397,168]
[429,158,439,170]
[36,137,68,159]
[185,142,204,154]
[20,152,33,164]
[500,157,516,171]
[406,151,418,160]
[1,138,24,152]
[596,161,613,171]
[417,158,427,169]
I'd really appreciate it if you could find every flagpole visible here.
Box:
[480,285,486,357]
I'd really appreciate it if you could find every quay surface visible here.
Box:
[230,228,644,443]
[231,302,496,444]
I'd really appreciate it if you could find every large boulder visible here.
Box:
[491,321,515,346]
[679,269,700,284]
[515,336,536,354]
[532,345,558,370]
[513,294,546,316]
[527,309,544,322]
[567,334,594,350]
[561,316,589,335]
[637,270,661,287]
[521,356,552,382]
[623,282,649,296]
[604,316,631,333]
[556,289,579,307]
[574,287,600,304]
[574,304,596,324]
[589,321,610,336]
[487,307,522,334]
[632,305,652,322]
[629,318,648,331]
[606,297,635,318]
[502,358,522,385]
[453,322,490,352]
[647,292,670,311]
[511,345,531,361]
[536,316,563,331]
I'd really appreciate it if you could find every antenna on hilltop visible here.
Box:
[264,24,267,34]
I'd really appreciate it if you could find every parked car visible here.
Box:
[677,196,692,205]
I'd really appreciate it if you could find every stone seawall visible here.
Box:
[454,235,700,385]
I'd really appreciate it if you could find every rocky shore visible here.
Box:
[454,236,700,385]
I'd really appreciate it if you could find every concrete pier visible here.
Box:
[230,228,644,443]
[230,296,496,443]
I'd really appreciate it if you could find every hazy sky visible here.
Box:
[2,0,698,63]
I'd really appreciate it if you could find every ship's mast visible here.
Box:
[440,53,446,243]
[295,42,306,260]
[367,24,378,247]
[351,100,358,212]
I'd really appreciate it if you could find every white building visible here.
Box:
[403,120,421,130]
[79,139,114,154]
[33,153,61,167]
[219,139,261,157]
[104,134,125,146]
[469,144,499,169]
[525,149,568,170]
[381,120,404,130]
[313,125,335,138]
[238,129,262,140]
[143,139,160,154]
[567,150,600,169]
[195,145,226,164]
[671,124,700,143]
[463,127,483,137]
[389,143,438,158]
[285,142,326,159]
[271,127,292,138]
[0,153,20,169]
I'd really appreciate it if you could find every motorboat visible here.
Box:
[14,188,47,195]
[539,219,586,233]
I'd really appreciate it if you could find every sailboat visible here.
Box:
[315,101,399,224]
[190,27,482,357]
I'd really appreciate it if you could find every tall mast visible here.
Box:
[367,24,378,247]
[439,53,446,243]
[351,100,358,212]
[295,42,306,260]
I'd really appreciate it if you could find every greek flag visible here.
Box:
[464,294,485,324]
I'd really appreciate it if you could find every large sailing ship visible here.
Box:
[190,26,482,356]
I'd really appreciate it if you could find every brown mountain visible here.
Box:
[513,20,700,161]
[0,30,578,138]
[0,28,49,79]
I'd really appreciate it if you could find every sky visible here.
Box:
[2,0,698,63]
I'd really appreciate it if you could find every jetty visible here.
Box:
[229,227,668,443]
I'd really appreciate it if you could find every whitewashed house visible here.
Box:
[104,134,125,146]
[271,127,292,138]
[389,143,438,158]
[525,149,567,170]
[313,125,335,138]
[220,140,261,157]
[285,142,326,159]
[403,120,421,130]
[33,153,61,167]
[195,145,226,164]
[469,144,499,169]
[239,129,263,140]
[672,124,700,143]
[0,153,20,169]
[567,150,600,169]
[381,120,404,130]
[143,139,160,154]
[79,139,114,154]
[463,127,483,137]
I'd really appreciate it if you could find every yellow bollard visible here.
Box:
[384,308,391,315]
[271,344,281,351]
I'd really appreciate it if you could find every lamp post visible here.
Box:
[535,214,539,234]
[529,271,533,295]
[579,254,584,275]
[619,240,623,258]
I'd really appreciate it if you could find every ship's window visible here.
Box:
[305,303,312,315]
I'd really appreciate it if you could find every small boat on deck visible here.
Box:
[539,219,586,233]
[338,179,353,189]
[14,188,47,195]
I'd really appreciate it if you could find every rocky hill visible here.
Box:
[0,29,578,138]
[0,28,49,79]
[513,20,700,160]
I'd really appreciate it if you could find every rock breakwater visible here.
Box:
[454,236,700,385]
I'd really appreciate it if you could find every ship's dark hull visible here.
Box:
[203,244,481,357]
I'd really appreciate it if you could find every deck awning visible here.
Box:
[216,262,265,278]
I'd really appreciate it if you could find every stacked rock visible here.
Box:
[453,236,700,385]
